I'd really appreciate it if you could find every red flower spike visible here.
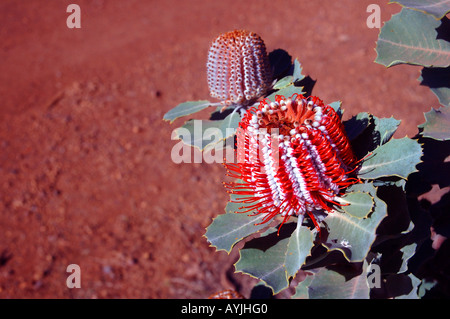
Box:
[207,30,272,106]
[224,94,359,233]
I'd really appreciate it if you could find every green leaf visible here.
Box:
[418,105,450,140]
[359,137,423,179]
[292,59,305,82]
[372,178,407,189]
[324,183,387,262]
[340,191,374,218]
[174,112,240,150]
[267,84,305,100]
[375,8,450,68]
[268,59,305,99]
[273,76,293,90]
[373,116,402,145]
[292,275,314,299]
[419,67,450,107]
[234,220,315,294]
[234,231,290,294]
[219,110,240,134]
[418,278,438,297]
[174,120,221,150]
[204,199,269,253]
[399,243,417,273]
[163,100,211,123]
[285,223,315,278]
[390,0,450,19]
[306,262,370,299]
[329,101,343,118]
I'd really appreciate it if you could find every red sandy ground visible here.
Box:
[0,0,439,298]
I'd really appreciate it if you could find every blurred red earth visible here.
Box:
[0,0,440,298]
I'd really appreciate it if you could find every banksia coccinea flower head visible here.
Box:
[207,30,272,106]
[225,94,359,231]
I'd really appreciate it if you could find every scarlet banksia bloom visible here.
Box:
[224,94,359,231]
[207,30,272,106]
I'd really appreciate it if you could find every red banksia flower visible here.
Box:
[224,94,359,231]
[207,30,272,106]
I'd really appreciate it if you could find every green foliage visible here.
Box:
[375,8,450,68]
[373,116,402,145]
[399,243,417,273]
[173,112,240,150]
[233,221,315,294]
[204,195,270,253]
[163,100,212,123]
[340,191,374,218]
[294,261,371,299]
[391,0,450,19]
[375,3,450,122]
[358,137,422,179]
[285,223,315,278]
[368,1,450,299]
[418,104,450,141]
[234,228,291,294]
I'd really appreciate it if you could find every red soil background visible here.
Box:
[0,0,440,298]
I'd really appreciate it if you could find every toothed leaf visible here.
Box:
[267,84,305,101]
[235,228,290,294]
[359,137,423,179]
[205,197,269,253]
[341,191,374,218]
[373,116,402,145]
[375,8,450,68]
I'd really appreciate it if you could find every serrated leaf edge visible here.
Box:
[340,191,375,219]
[203,212,267,254]
[358,137,424,180]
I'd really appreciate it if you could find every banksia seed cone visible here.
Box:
[207,30,272,106]
[224,94,359,230]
